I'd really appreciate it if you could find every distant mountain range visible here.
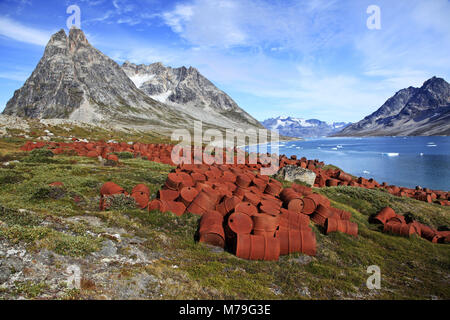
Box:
[336,77,450,136]
[2,28,262,134]
[261,116,351,138]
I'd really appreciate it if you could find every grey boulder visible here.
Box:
[275,165,316,186]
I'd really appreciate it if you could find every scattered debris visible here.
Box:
[372,207,450,243]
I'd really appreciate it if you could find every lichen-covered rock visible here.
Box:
[275,165,316,186]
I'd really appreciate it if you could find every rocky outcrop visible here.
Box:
[0,115,30,137]
[262,116,350,138]
[121,61,263,130]
[335,77,450,136]
[274,165,316,186]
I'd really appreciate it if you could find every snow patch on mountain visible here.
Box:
[129,74,155,88]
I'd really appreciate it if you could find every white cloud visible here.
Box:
[162,4,194,33]
[356,0,450,86]
[0,71,28,82]
[0,16,53,46]
[160,0,348,49]
[84,0,156,26]
[161,0,249,47]
[117,17,141,26]
[81,0,106,5]
[84,10,115,24]
[112,0,134,14]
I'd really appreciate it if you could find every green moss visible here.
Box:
[322,164,342,171]
[293,179,312,187]
[14,281,49,299]
[48,233,102,257]
[23,148,55,163]
[0,225,52,243]
[60,288,82,300]
[104,194,137,211]
[30,186,65,201]
[0,206,43,226]
[0,170,26,184]
[0,224,101,257]
[114,151,133,159]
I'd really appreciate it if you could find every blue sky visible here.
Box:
[0,0,449,122]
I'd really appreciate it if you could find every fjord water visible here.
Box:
[249,136,450,191]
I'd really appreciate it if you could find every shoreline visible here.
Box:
[242,138,450,193]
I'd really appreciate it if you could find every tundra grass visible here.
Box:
[0,137,449,299]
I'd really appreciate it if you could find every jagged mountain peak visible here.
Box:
[47,28,89,49]
[68,27,89,47]
[49,29,67,41]
[336,76,450,136]
[122,61,199,76]
[420,77,450,99]
[423,76,446,87]
[2,28,192,127]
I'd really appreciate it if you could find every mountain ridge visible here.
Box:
[121,61,263,129]
[2,28,262,134]
[335,77,450,136]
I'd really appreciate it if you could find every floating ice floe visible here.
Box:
[383,152,399,157]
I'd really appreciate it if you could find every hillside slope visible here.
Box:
[0,128,448,300]
[336,77,450,136]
